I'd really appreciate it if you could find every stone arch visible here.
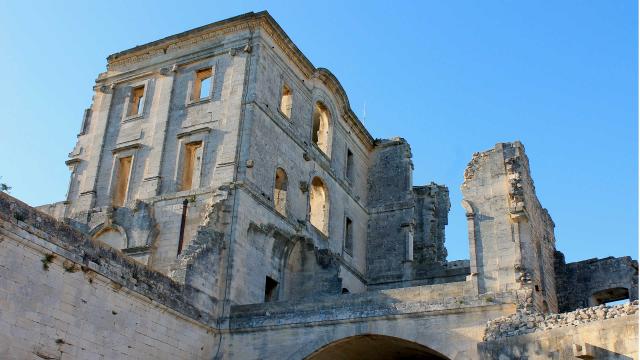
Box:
[303,334,451,360]
[282,238,340,301]
[312,102,331,156]
[274,167,288,216]
[309,176,329,235]
[90,224,128,250]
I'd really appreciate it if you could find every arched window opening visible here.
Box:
[274,168,288,216]
[279,85,292,119]
[93,228,126,250]
[309,177,329,235]
[312,102,330,156]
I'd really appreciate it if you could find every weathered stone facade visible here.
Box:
[2,11,637,359]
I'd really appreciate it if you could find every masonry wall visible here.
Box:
[505,143,558,313]
[554,253,639,312]
[461,142,558,312]
[479,315,638,359]
[366,139,415,284]
[0,193,217,359]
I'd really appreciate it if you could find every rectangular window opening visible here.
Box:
[193,68,212,101]
[113,156,133,207]
[264,276,278,302]
[128,86,145,117]
[346,148,354,182]
[344,217,353,255]
[280,85,292,118]
[180,141,203,191]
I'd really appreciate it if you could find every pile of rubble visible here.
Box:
[484,300,638,341]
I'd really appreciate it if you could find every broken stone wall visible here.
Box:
[554,253,639,312]
[461,142,558,308]
[366,138,415,284]
[413,183,450,267]
[480,308,638,359]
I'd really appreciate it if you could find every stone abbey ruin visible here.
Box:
[0,11,637,359]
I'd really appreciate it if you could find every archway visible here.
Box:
[305,334,450,360]
[93,227,126,249]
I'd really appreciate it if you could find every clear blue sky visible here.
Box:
[0,1,636,262]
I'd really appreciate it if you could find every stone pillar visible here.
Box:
[139,66,176,198]
[75,85,113,213]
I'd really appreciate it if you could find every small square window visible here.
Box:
[128,86,145,117]
[193,68,212,101]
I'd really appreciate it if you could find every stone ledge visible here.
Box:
[230,283,513,330]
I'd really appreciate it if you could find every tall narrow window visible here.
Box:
[536,240,545,293]
[312,102,330,156]
[180,141,203,191]
[128,86,145,117]
[193,68,212,101]
[345,148,354,182]
[113,156,133,207]
[309,177,329,235]
[279,85,292,118]
[274,168,288,216]
[264,276,278,302]
[344,216,353,255]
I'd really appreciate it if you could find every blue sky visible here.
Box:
[0,1,636,262]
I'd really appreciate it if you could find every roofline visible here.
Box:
[106,11,374,146]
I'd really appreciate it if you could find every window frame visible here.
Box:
[174,129,210,192]
[188,66,214,105]
[108,146,138,207]
[122,80,150,122]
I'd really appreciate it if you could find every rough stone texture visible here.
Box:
[0,193,218,359]
[4,11,638,360]
[555,252,639,312]
[480,314,638,359]
[461,142,558,312]
[485,300,639,340]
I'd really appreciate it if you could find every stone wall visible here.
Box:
[484,300,638,340]
[0,193,218,359]
[555,252,638,312]
[461,142,557,313]
[366,138,415,284]
[481,306,638,359]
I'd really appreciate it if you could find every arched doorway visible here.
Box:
[305,334,450,360]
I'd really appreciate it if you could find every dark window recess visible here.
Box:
[344,217,353,255]
[342,288,350,294]
[264,276,278,302]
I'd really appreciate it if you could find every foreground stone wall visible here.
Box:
[480,311,638,359]
[0,193,217,359]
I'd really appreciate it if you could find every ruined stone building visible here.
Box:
[1,11,637,359]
